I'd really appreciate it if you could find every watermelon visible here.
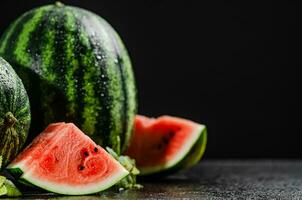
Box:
[126,115,207,175]
[7,122,129,195]
[0,57,31,168]
[0,2,137,154]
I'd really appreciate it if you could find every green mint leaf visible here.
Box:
[106,147,143,190]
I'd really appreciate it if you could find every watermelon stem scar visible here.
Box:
[0,57,31,169]
[4,112,18,127]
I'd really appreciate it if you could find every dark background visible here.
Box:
[1,1,297,158]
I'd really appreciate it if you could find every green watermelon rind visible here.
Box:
[7,168,23,179]
[179,127,207,169]
[7,168,35,188]
[7,164,129,195]
[139,125,207,176]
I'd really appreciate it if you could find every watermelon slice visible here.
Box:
[7,123,129,195]
[126,115,207,175]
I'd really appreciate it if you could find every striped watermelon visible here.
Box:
[0,57,31,168]
[0,2,137,154]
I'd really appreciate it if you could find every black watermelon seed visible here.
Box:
[157,144,163,150]
[94,147,98,152]
[79,165,85,170]
[84,151,89,156]
[169,132,175,137]
[163,137,170,145]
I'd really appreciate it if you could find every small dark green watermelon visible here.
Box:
[0,57,31,168]
[0,2,136,154]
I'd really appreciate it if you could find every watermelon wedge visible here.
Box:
[126,115,207,175]
[7,123,129,195]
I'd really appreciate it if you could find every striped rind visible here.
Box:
[0,57,31,168]
[0,4,137,154]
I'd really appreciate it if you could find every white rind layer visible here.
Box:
[140,124,206,175]
[8,162,128,195]
[20,166,128,195]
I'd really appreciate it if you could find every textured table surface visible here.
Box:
[3,160,302,200]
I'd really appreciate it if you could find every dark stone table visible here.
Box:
[3,160,302,199]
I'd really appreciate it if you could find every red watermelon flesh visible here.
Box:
[8,123,129,195]
[126,115,207,175]
[10,122,67,169]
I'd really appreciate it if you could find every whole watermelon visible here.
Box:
[0,57,31,168]
[0,2,137,154]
